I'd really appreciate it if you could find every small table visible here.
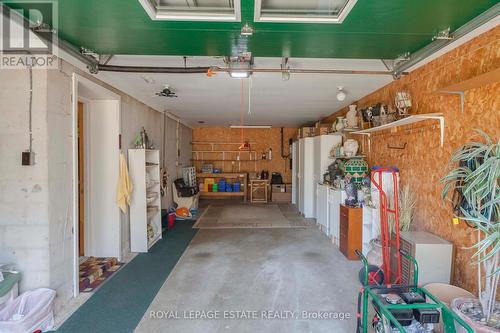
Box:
[250,179,270,203]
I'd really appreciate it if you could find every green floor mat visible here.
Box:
[56,221,197,333]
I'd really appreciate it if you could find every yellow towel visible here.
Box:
[116,152,133,214]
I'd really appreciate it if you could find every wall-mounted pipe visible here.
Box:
[97,64,210,74]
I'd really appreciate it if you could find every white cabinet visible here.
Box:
[298,137,315,218]
[313,135,342,219]
[328,188,346,246]
[298,139,304,213]
[292,142,297,205]
[316,184,329,234]
[128,149,162,253]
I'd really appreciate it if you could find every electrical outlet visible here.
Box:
[22,151,35,165]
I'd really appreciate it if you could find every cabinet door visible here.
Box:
[339,211,348,255]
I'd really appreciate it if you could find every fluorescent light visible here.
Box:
[230,125,272,129]
[230,71,250,78]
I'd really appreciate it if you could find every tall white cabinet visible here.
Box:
[128,149,162,253]
[292,142,298,205]
[298,137,315,218]
[314,134,343,222]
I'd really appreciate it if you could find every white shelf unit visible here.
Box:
[352,113,444,151]
[128,149,162,253]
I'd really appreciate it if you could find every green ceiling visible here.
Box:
[7,0,499,59]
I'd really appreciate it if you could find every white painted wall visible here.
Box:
[0,59,192,313]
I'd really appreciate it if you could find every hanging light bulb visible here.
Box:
[336,86,347,101]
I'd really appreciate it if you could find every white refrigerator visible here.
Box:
[298,137,315,218]
[292,142,298,205]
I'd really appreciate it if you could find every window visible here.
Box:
[254,0,357,24]
[139,0,241,22]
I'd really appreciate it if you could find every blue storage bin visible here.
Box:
[218,179,226,192]
[225,183,233,192]
[233,182,241,192]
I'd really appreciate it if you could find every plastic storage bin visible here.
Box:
[233,182,241,192]
[218,179,226,192]
[0,288,56,333]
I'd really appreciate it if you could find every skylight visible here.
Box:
[254,0,358,24]
[139,0,241,22]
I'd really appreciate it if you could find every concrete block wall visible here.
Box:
[0,68,51,291]
[0,59,193,312]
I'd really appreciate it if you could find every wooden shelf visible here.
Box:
[200,191,245,197]
[436,67,500,113]
[191,159,266,162]
[352,113,444,149]
[197,172,248,178]
[192,150,256,153]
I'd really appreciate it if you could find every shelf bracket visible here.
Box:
[415,114,445,147]
[438,90,464,113]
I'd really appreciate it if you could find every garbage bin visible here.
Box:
[0,288,56,333]
[0,271,21,307]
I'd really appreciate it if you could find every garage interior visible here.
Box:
[0,1,499,332]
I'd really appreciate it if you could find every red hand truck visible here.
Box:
[370,167,402,285]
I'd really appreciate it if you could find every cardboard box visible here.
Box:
[272,192,292,203]
[299,127,315,138]
[272,184,286,193]
[315,125,331,136]
[285,183,293,193]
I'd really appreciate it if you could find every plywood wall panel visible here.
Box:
[323,26,500,294]
[192,128,297,183]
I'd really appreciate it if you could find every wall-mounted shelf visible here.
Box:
[352,113,444,151]
[435,67,500,113]
[191,159,268,162]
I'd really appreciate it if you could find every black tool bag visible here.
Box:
[271,172,283,184]
[174,178,198,197]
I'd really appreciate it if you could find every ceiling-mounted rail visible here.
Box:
[392,3,500,77]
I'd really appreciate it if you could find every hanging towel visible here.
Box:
[116,152,133,214]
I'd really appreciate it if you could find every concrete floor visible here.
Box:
[135,213,361,333]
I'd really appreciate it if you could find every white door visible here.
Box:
[86,100,121,258]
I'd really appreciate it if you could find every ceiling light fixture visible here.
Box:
[240,23,254,36]
[230,71,251,78]
[230,125,272,129]
[336,86,347,101]
[225,53,253,79]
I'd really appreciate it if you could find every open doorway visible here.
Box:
[72,74,122,296]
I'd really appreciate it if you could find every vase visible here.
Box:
[335,117,345,131]
[343,139,359,157]
[344,157,368,185]
[346,104,358,128]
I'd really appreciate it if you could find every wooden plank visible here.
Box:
[200,192,245,197]
[196,173,248,178]
[440,67,500,92]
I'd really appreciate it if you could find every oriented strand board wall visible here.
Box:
[324,26,500,294]
[192,128,297,183]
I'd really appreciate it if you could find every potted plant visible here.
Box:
[441,130,499,330]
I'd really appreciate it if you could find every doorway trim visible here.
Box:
[71,73,121,297]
